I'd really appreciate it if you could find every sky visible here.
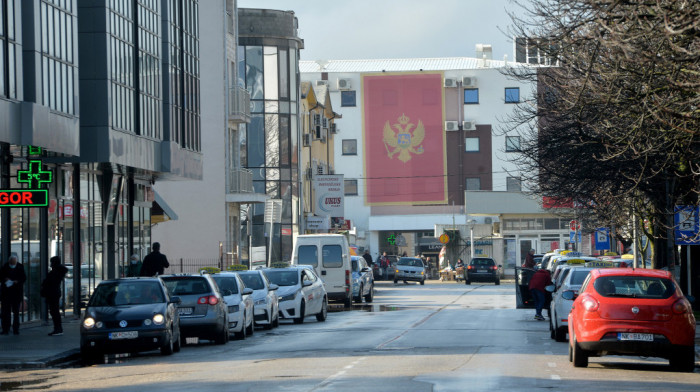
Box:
[237,0,522,62]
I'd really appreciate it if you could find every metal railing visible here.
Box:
[228,86,251,123]
[228,168,253,194]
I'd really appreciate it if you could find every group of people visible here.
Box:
[0,242,170,337]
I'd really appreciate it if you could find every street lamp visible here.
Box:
[467,219,477,260]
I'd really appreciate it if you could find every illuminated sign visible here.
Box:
[0,190,48,207]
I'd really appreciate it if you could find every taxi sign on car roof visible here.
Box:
[270,262,291,268]
[565,258,587,264]
[226,264,248,271]
[564,251,582,257]
[584,260,614,268]
[620,254,634,259]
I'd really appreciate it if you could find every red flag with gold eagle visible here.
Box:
[363,72,447,205]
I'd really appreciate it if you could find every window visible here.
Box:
[465,137,479,152]
[322,245,343,268]
[465,177,481,190]
[341,90,356,107]
[506,136,521,152]
[342,139,357,155]
[464,88,479,104]
[344,179,358,195]
[297,245,318,267]
[505,87,520,103]
[506,177,522,192]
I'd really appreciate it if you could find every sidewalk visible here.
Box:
[0,318,81,369]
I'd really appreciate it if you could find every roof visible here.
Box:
[299,57,530,73]
[593,268,671,278]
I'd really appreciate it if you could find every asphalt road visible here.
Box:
[1,281,697,391]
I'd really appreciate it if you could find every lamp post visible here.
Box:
[467,219,476,260]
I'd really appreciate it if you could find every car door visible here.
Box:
[303,269,323,314]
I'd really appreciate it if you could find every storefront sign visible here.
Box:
[0,190,48,207]
[313,174,344,217]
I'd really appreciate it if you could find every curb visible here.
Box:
[0,349,80,370]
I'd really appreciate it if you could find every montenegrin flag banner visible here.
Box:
[362,72,447,205]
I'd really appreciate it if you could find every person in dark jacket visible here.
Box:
[528,268,552,321]
[522,249,536,269]
[42,256,68,336]
[139,242,170,277]
[0,256,27,335]
[362,250,374,267]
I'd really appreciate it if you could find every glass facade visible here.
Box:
[239,42,299,262]
[40,0,77,114]
[0,0,19,99]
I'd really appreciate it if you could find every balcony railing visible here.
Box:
[228,168,253,194]
[228,86,251,124]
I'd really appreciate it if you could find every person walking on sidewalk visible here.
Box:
[139,242,170,277]
[0,256,27,335]
[528,268,552,321]
[128,254,142,277]
[42,256,68,336]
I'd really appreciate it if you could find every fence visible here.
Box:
[172,258,225,274]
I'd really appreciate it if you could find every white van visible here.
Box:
[290,234,352,307]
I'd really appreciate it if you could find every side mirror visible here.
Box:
[242,288,254,295]
[361,267,371,273]
[269,283,279,291]
[302,280,313,287]
[545,285,555,293]
[561,291,576,301]
[170,296,182,305]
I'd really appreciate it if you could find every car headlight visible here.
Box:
[83,317,96,329]
[255,298,266,306]
[280,293,296,302]
[153,314,165,325]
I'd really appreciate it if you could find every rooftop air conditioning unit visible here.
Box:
[462,76,476,87]
[445,121,459,131]
[462,120,476,131]
[444,78,458,88]
[484,217,493,224]
[337,78,352,90]
[303,133,312,147]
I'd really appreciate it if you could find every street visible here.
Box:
[1,281,697,391]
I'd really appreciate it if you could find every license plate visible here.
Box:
[618,333,653,342]
[178,307,194,315]
[478,269,487,273]
[109,331,138,340]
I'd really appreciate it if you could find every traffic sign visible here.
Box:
[569,220,581,231]
[439,233,449,244]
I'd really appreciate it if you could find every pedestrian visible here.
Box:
[41,256,68,336]
[522,249,536,269]
[139,242,170,277]
[528,267,552,321]
[378,252,389,280]
[128,254,142,277]
[0,256,27,335]
[362,250,374,267]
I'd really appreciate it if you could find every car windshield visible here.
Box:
[89,281,164,306]
[398,258,423,267]
[264,270,299,287]
[470,258,495,266]
[569,270,592,286]
[237,273,264,290]
[161,277,211,296]
[212,276,240,295]
[593,276,675,299]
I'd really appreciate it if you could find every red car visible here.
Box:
[567,268,696,371]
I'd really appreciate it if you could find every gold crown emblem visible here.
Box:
[397,113,410,125]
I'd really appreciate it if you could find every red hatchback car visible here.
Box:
[567,268,696,371]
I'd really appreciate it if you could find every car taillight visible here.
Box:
[467,265,473,270]
[345,270,350,294]
[581,296,599,312]
[197,295,219,305]
[491,266,497,270]
[673,299,690,314]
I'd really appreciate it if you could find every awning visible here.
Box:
[151,190,178,224]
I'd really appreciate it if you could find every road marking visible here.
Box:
[312,357,367,391]
[548,362,556,368]
[551,375,561,380]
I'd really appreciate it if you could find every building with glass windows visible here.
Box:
[237,8,303,264]
[0,0,201,324]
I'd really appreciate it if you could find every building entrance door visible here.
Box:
[519,238,538,266]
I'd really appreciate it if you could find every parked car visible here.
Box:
[549,267,595,342]
[236,269,280,329]
[351,256,374,303]
[80,278,181,362]
[291,234,352,307]
[567,268,696,371]
[210,272,255,339]
[394,257,426,285]
[465,257,501,285]
[160,274,229,344]
[263,265,327,324]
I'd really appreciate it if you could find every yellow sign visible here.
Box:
[382,114,425,163]
[227,264,248,271]
[439,233,449,244]
[621,254,634,260]
[585,261,614,268]
[604,251,618,256]
[566,258,586,264]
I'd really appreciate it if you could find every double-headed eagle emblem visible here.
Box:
[382,113,425,163]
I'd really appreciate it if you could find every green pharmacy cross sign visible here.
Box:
[387,234,396,245]
[18,160,52,189]
[0,150,51,208]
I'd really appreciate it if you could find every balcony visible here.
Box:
[226,168,267,204]
[228,86,251,124]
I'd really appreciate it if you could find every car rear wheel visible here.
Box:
[316,297,328,322]
[568,340,573,362]
[160,330,174,355]
[572,338,588,368]
[555,326,567,342]
[465,279,471,285]
[420,279,425,285]
[669,346,695,372]
[272,311,280,328]
[495,278,500,285]
[246,316,254,336]
[364,284,374,303]
[235,317,247,340]
[354,284,363,303]
[173,330,181,353]
[294,301,305,324]
[215,324,228,345]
